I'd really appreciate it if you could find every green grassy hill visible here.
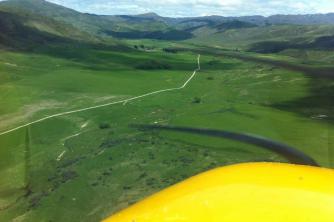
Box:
[1,46,333,222]
[2,0,334,43]
[0,0,106,35]
[0,0,183,38]
[187,24,334,65]
[189,24,334,48]
[0,10,101,50]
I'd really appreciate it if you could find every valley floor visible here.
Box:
[0,46,333,221]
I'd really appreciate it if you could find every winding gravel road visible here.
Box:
[0,54,201,136]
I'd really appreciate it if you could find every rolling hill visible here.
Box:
[2,0,334,43]
[0,10,101,50]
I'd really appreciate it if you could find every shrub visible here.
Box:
[192,97,202,104]
[163,48,178,53]
[207,60,219,66]
[135,60,171,70]
[99,123,110,129]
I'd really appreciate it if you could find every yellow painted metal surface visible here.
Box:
[103,163,334,222]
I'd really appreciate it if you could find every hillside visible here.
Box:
[0,0,106,35]
[2,0,334,43]
[189,24,334,49]
[0,0,174,34]
[0,11,99,50]
[1,0,334,69]
[0,0,108,50]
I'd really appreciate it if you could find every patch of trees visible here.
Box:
[215,20,258,32]
[134,44,155,50]
[179,156,194,166]
[29,192,47,208]
[99,139,122,149]
[135,60,172,70]
[146,177,157,187]
[163,48,178,53]
[248,35,334,53]
[248,41,292,53]
[104,29,193,41]
[138,172,147,180]
[61,170,78,183]
[207,60,220,66]
[123,186,131,190]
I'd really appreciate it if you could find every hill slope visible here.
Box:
[0,10,100,50]
[0,0,190,40]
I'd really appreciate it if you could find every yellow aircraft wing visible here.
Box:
[103,162,334,222]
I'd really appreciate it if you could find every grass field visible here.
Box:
[1,42,333,221]
[1,1,334,221]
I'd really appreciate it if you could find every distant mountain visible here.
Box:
[169,14,334,29]
[136,12,161,19]
[247,35,334,53]
[0,0,113,35]
[215,20,258,31]
[0,4,99,50]
[267,13,334,25]
[0,0,182,40]
[0,0,334,45]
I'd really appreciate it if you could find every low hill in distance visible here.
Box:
[0,0,334,63]
[1,0,334,43]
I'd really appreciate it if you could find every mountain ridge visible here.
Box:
[0,0,334,48]
[1,0,334,26]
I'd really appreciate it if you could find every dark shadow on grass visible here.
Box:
[247,35,334,54]
[272,77,334,123]
[132,124,318,166]
[191,46,334,166]
[103,29,193,41]
[270,77,334,166]
[201,47,334,125]
[207,107,259,120]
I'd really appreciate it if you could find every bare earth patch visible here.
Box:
[0,100,64,131]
